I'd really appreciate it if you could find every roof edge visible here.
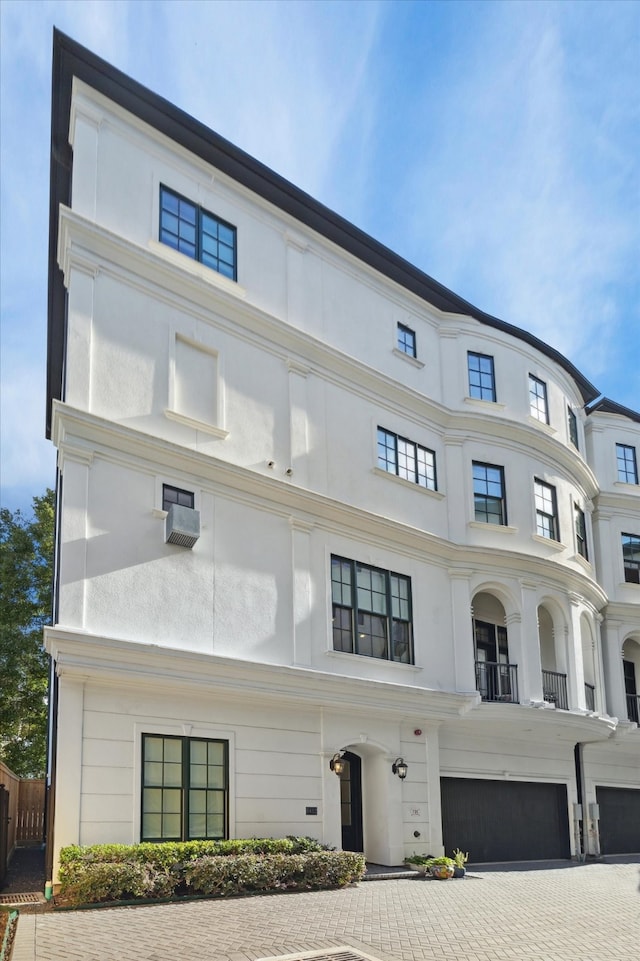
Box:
[586,397,640,424]
[48,29,602,437]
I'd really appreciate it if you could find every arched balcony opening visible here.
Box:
[539,603,568,709]
[622,637,640,724]
[472,592,518,703]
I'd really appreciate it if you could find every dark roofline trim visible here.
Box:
[586,397,640,424]
[48,29,600,436]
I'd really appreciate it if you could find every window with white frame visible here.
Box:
[616,444,638,484]
[529,375,549,423]
[535,479,559,540]
[331,555,413,663]
[377,427,437,490]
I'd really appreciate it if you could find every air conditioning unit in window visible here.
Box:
[165,505,200,548]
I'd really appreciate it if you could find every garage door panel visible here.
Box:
[441,777,570,862]
[596,787,640,854]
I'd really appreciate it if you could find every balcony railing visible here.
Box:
[542,670,568,710]
[584,683,596,712]
[475,661,519,703]
[627,693,640,724]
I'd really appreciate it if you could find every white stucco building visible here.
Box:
[44,31,640,883]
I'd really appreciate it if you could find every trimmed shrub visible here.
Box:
[57,838,362,906]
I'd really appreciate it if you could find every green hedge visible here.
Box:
[58,838,365,906]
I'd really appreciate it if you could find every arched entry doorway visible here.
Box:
[338,751,363,852]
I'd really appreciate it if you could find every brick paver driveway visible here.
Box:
[12,860,640,961]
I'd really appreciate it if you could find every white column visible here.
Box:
[57,453,92,629]
[290,518,313,667]
[567,594,586,711]
[287,360,310,487]
[449,570,476,692]
[600,618,628,720]
[52,674,85,884]
[443,437,467,543]
[424,725,444,855]
[519,581,543,703]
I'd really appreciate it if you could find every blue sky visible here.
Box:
[1,0,639,515]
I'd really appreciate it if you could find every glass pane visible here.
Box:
[189,814,207,837]
[178,238,196,257]
[143,812,161,838]
[190,741,207,764]
[162,813,181,838]
[207,814,225,837]
[208,742,224,765]
[178,200,197,224]
[202,233,218,255]
[190,764,207,788]
[219,243,234,265]
[207,792,224,813]
[218,224,234,246]
[161,191,179,214]
[164,788,181,813]
[201,213,219,236]
[189,790,206,813]
[160,229,179,249]
[163,760,181,786]
[218,261,235,279]
[180,222,196,245]
[145,737,163,762]
[144,761,163,785]
[207,767,225,789]
[143,788,162,813]
[162,212,179,235]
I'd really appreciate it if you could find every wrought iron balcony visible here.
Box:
[542,669,568,710]
[627,693,640,724]
[475,661,519,703]
[584,683,595,712]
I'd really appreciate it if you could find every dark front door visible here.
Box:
[339,751,363,852]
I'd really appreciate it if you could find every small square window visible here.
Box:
[468,352,496,402]
[163,484,194,512]
[397,323,416,358]
[616,444,638,484]
[377,427,437,491]
[529,375,549,424]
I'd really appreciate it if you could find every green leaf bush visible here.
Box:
[58,838,364,906]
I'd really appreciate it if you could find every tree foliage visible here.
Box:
[0,489,54,777]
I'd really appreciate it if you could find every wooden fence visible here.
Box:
[0,763,45,877]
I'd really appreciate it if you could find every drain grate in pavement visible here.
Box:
[0,892,43,904]
[256,949,387,961]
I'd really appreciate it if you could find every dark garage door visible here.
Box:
[441,777,571,862]
[596,787,640,854]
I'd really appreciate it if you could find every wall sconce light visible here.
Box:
[329,752,345,776]
[392,757,408,780]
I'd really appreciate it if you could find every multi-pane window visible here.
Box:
[616,444,638,484]
[529,375,549,423]
[397,323,416,358]
[162,484,195,512]
[622,533,640,584]
[567,407,579,449]
[160,186,236,280]
[377,428,437,491]
[141,735,227,842]
[535,479,559,540]
[331,555,413,663]
[468,352,496,401]
[575,505,588,560]
[472,462,507,525]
